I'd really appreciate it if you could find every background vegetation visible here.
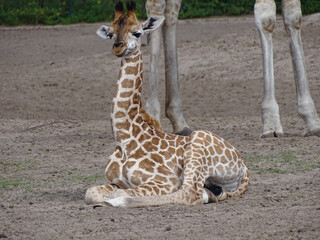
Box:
[0,0,320,26]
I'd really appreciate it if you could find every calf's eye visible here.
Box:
[132,32,141,38]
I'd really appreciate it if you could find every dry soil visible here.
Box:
[0,14,320,240]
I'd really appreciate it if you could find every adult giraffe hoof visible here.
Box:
[260,131,283,138]
[175,127,193,136]
[303,129,320,137]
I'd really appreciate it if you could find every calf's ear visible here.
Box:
[96,25,111,40]
[142,16,165,33]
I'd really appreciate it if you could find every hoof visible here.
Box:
[93,202,110,209]
[204,183,222,197]
[303,128,320,137]
[175,127,192,136]
[261,131,283,138]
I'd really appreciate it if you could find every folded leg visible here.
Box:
[85,184,119,204]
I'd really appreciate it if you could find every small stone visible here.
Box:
[165,226,172,231]
[0,233,8,238]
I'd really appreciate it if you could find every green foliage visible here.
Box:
[0,0,319,25]
[0,0,115,25]
[180,0,254,18]
[180,0,320,19]
[301,0,320,14]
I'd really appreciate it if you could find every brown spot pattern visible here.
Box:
[116,131,130,141]
[132,170,151,182]
[214,144,223,155]
[106,162,120,181]
[135,76,142,89]
[150,153,163,163]
[132,93,140,105]
[115,119,130,130]
[225,149,232,160]
[125,54,139,63]
[117,100,130,109]
[120,91,133,98]
[121,79,134,88]
[115,111,126,118]
[130,147,146,159]
[220,156,228,164]
[126,140,138,154]
[143,141,158,152]
[160,140,168,149]
[223,140,233,150]
[151,137,160,145]
[176,147,184,157]
[125,66,138,75]
[139,159,155,172]
[128,107,138,120]
[132,123,141,138]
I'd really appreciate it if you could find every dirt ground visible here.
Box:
[1,13,320,240]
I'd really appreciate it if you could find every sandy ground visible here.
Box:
[1,13,320,239]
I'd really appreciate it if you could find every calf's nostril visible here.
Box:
[113,42,124,48]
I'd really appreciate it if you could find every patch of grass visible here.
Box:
[295,158,320,172]
[24,157,39,165]
[48,168,70,175]
[0,158,39,172]
[260,168,288,175]
[244,151,319,175]
[281,152,296,163]
[0,159,21,169]
[0,178,32,192]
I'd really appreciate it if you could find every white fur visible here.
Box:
[96,25,110,40]
[105,196,129,207]
[202,190,209,204]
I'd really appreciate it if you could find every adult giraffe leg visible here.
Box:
[282,0,320,137]
[163,0,191,136]
[145,0,166,121]
[254,0,283,137]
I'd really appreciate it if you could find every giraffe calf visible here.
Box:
[85,1,249,207]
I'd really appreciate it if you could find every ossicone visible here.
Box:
[115,1,124,12]
[126,1,136,11]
